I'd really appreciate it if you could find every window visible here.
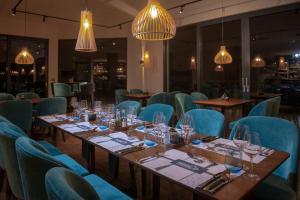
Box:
[168,25,197,93]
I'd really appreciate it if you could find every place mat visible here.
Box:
[40,114,69,123]
[141,149,227,189]
[192,138,274,164]
[58,122,97,134]
[88,132,144,152]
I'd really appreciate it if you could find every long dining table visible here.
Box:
[37,114,289,200]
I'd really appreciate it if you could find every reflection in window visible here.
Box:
[201,20,241,98]
[169,25,196,93]
[250,9,300,105]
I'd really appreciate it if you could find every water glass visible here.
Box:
[244,131,261,179]
[94,101,102,113]
[144,128,156,147]
[233,124,249,150]
[224,149,243,179]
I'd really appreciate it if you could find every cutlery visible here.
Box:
[203,175,231,193]
[116,143,144,155]
[187,152,204,164]
[155,163,173,171]
[196,173,223,190]
[259,148,272,156]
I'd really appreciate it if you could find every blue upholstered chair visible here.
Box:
[0,93,15,101]
[147,92,168,105]
[116,100,141,115]
[115,89,128,104]
[175,93,195,119]
[15,137,89,200]
[138,104,174,125]
[0,100,32,131]
[53,83,74,97]
[129,89,143,94]
[176,109,225,137]
[229,116,299,200]
[45,167,132,200]
[0,121,62,199]
[270,96,281,117]
[191,92,208,109]
[167,91,181,108]
[229,98,273,129]
[16,92,40,99]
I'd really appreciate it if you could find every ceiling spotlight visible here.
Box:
[43,16,46,22]
[119,24,122,30]
[179,6,184,14]
[112,42,116,46]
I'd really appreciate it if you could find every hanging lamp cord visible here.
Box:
[24,0,27,36]
[221,0,224,45]
[85,0,88,10]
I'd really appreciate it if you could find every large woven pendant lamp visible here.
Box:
[132,0,176,41]
[75,1,97,52]
[15,0,34,65]
[214,0,232,65]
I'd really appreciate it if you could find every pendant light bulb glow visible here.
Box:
[251,55,266,68]
[75,9,97,52]
[214,45,232,64]
[214,65,224,72]
[132,0,176,41]
[15,48,34,65]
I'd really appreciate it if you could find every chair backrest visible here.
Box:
[248,98,271,116]
[270,96,281,117]
[15,137,70,200]
[53,83,73,97]
[176,109,224,137]
[80,83,94,95]
[16,92,40,100]
[45,167,100,200]
[229,116,299,180]
[129,89,143,94]
[175,93,195,118]
[0,122,28,199]
[115,89,128,104]
[148,92,168,105]
[138,104,174,125]
[36,97,67,116]
[167,91,181,108]
[190,92,208,109]
[116,101,141,115]
[0,100,32,131]
[0,93,15,101]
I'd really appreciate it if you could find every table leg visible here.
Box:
[50,126,57,146]
[129,163,137,198]
[142,169,147,197]
[152,174,160,200]
[108,154,119,180]
[81,141,95,172]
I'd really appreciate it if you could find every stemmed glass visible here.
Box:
[178,114,194,144]
[94,101,102,113]
[244,131,261,179]
[127,106,137,124]
[152,112,166,145]
[233,124,250,170]
[70,97,80,120]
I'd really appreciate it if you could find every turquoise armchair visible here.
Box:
[147,92,168,105]
[53,83,74,97]
[129,89,143,94]
[45,167,132,200]
[115,89,128,104]
[15,136,89,200]
[138,104,174,125]
[230,116,299,200]
[191,92,208,109]
[0,100,32,131]
[176,109,225,137]
[0,93,15,101]
[16,92,39,99]
[167,91,181,108]
[175,93,195,119]
[115,100,141,115]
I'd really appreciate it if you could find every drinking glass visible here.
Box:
[70,97,79,109]
[80,100,88,111]
[178,114,194,144]
[127,106,137,124]
[144,128,156,147]
[233,124,249,150]
[94,101,102,113]
[244,131,261,179]
[224,149,243,179]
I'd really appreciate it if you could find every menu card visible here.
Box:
[40,114,68,123]
[58,122,97,134]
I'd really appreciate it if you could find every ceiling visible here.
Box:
[0,0,197,27]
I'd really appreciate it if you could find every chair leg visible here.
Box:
[0,168,5,191]
[129,163,137,197]
[61,131,66,142]
[108,154,119,180]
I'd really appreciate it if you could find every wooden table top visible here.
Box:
[38,116,289,200]
[193,98,255,108]
[126,93,151,99]
[30,98,42,104]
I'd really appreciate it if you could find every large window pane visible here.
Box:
[169,25,197,92]
[250,9,300,105]
[201,20,242,98]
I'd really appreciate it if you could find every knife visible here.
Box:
[116,144,144,155]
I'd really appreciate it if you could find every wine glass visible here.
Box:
[80,100,88,111]
[127,106,137,124]
[94,101,102,113]
[233,124,249,150]
[244,131,261,179]
[224,149,243,179]
[70,97,79,109]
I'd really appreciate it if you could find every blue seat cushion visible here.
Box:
[54,154,89,176]
[84,174,132,200]
[37,141,62,156]
[253,175,296,200]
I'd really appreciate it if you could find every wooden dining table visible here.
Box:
[193,98,255,115]
[37,114,289,200]
[126,93,151,105]
[250,92,282,101]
